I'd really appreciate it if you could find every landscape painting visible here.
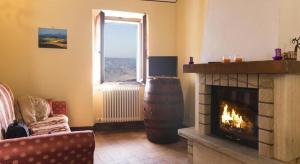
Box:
[38,28,67,49]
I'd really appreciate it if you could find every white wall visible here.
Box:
[278,0,300,52]
[201,0,280,63]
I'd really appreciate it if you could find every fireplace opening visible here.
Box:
[211,86,258,149]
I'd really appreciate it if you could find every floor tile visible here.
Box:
[94,130,190,164]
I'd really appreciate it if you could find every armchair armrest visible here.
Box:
[0,131,95,164]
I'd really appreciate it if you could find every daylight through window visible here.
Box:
[104,20,139,82]
[97,10,146,84]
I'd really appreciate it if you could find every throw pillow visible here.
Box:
[18,96,36,125]
[31,97,51,121]
[14,101,24,123]
[47,99,54,116]
[18,96,51,125]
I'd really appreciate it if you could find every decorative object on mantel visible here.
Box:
[292,37,300,55]
[234,56,242,63]
[283,51,296,60]
[272,48,283,60]
[38,28,67,49]
[281,37,300,60]
[222,56,231,63]
[275,48,281,56]
[189,57,194,64]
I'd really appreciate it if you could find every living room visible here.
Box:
[0,0,300,164]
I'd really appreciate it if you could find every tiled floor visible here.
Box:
[94,130,190,164]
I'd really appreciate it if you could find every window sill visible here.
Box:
[102,81,144,86]
[94,81,144,88]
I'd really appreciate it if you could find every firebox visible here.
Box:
[211,86,258,149]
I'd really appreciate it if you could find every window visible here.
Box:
[104,20,139,82]
[94,10,147,84]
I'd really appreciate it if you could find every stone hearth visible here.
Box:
[179,61,300,164]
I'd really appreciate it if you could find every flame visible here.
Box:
[221,104,244,128]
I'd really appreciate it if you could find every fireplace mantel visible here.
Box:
[183,60,300,74]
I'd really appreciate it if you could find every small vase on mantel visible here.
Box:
[189,57,194,64]
[273,48,283,60]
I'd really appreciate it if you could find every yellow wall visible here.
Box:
[176,0,207,126]
[0,0,176,126]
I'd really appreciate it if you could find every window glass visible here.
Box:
[104,21,139,82]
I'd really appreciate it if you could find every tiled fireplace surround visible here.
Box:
[179,61,300,164]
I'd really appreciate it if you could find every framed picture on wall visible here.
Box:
[38,28,67,49]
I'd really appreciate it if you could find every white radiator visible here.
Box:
[99,85,143,123]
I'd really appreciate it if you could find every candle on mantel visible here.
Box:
[234,56,243,63]
[223,56,231,63]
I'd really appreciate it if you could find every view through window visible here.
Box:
[104,21,139,82]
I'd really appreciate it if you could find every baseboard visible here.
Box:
[94,121,144,131]
[70,126,94,131]
[71,122,186,132]
[71,121,145,132]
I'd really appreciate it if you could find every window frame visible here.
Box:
[99,11,147,84]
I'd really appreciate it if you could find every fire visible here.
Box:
[221,104,245,129]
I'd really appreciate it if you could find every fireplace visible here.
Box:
[179,61,300,163]
[211,86,258,149]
